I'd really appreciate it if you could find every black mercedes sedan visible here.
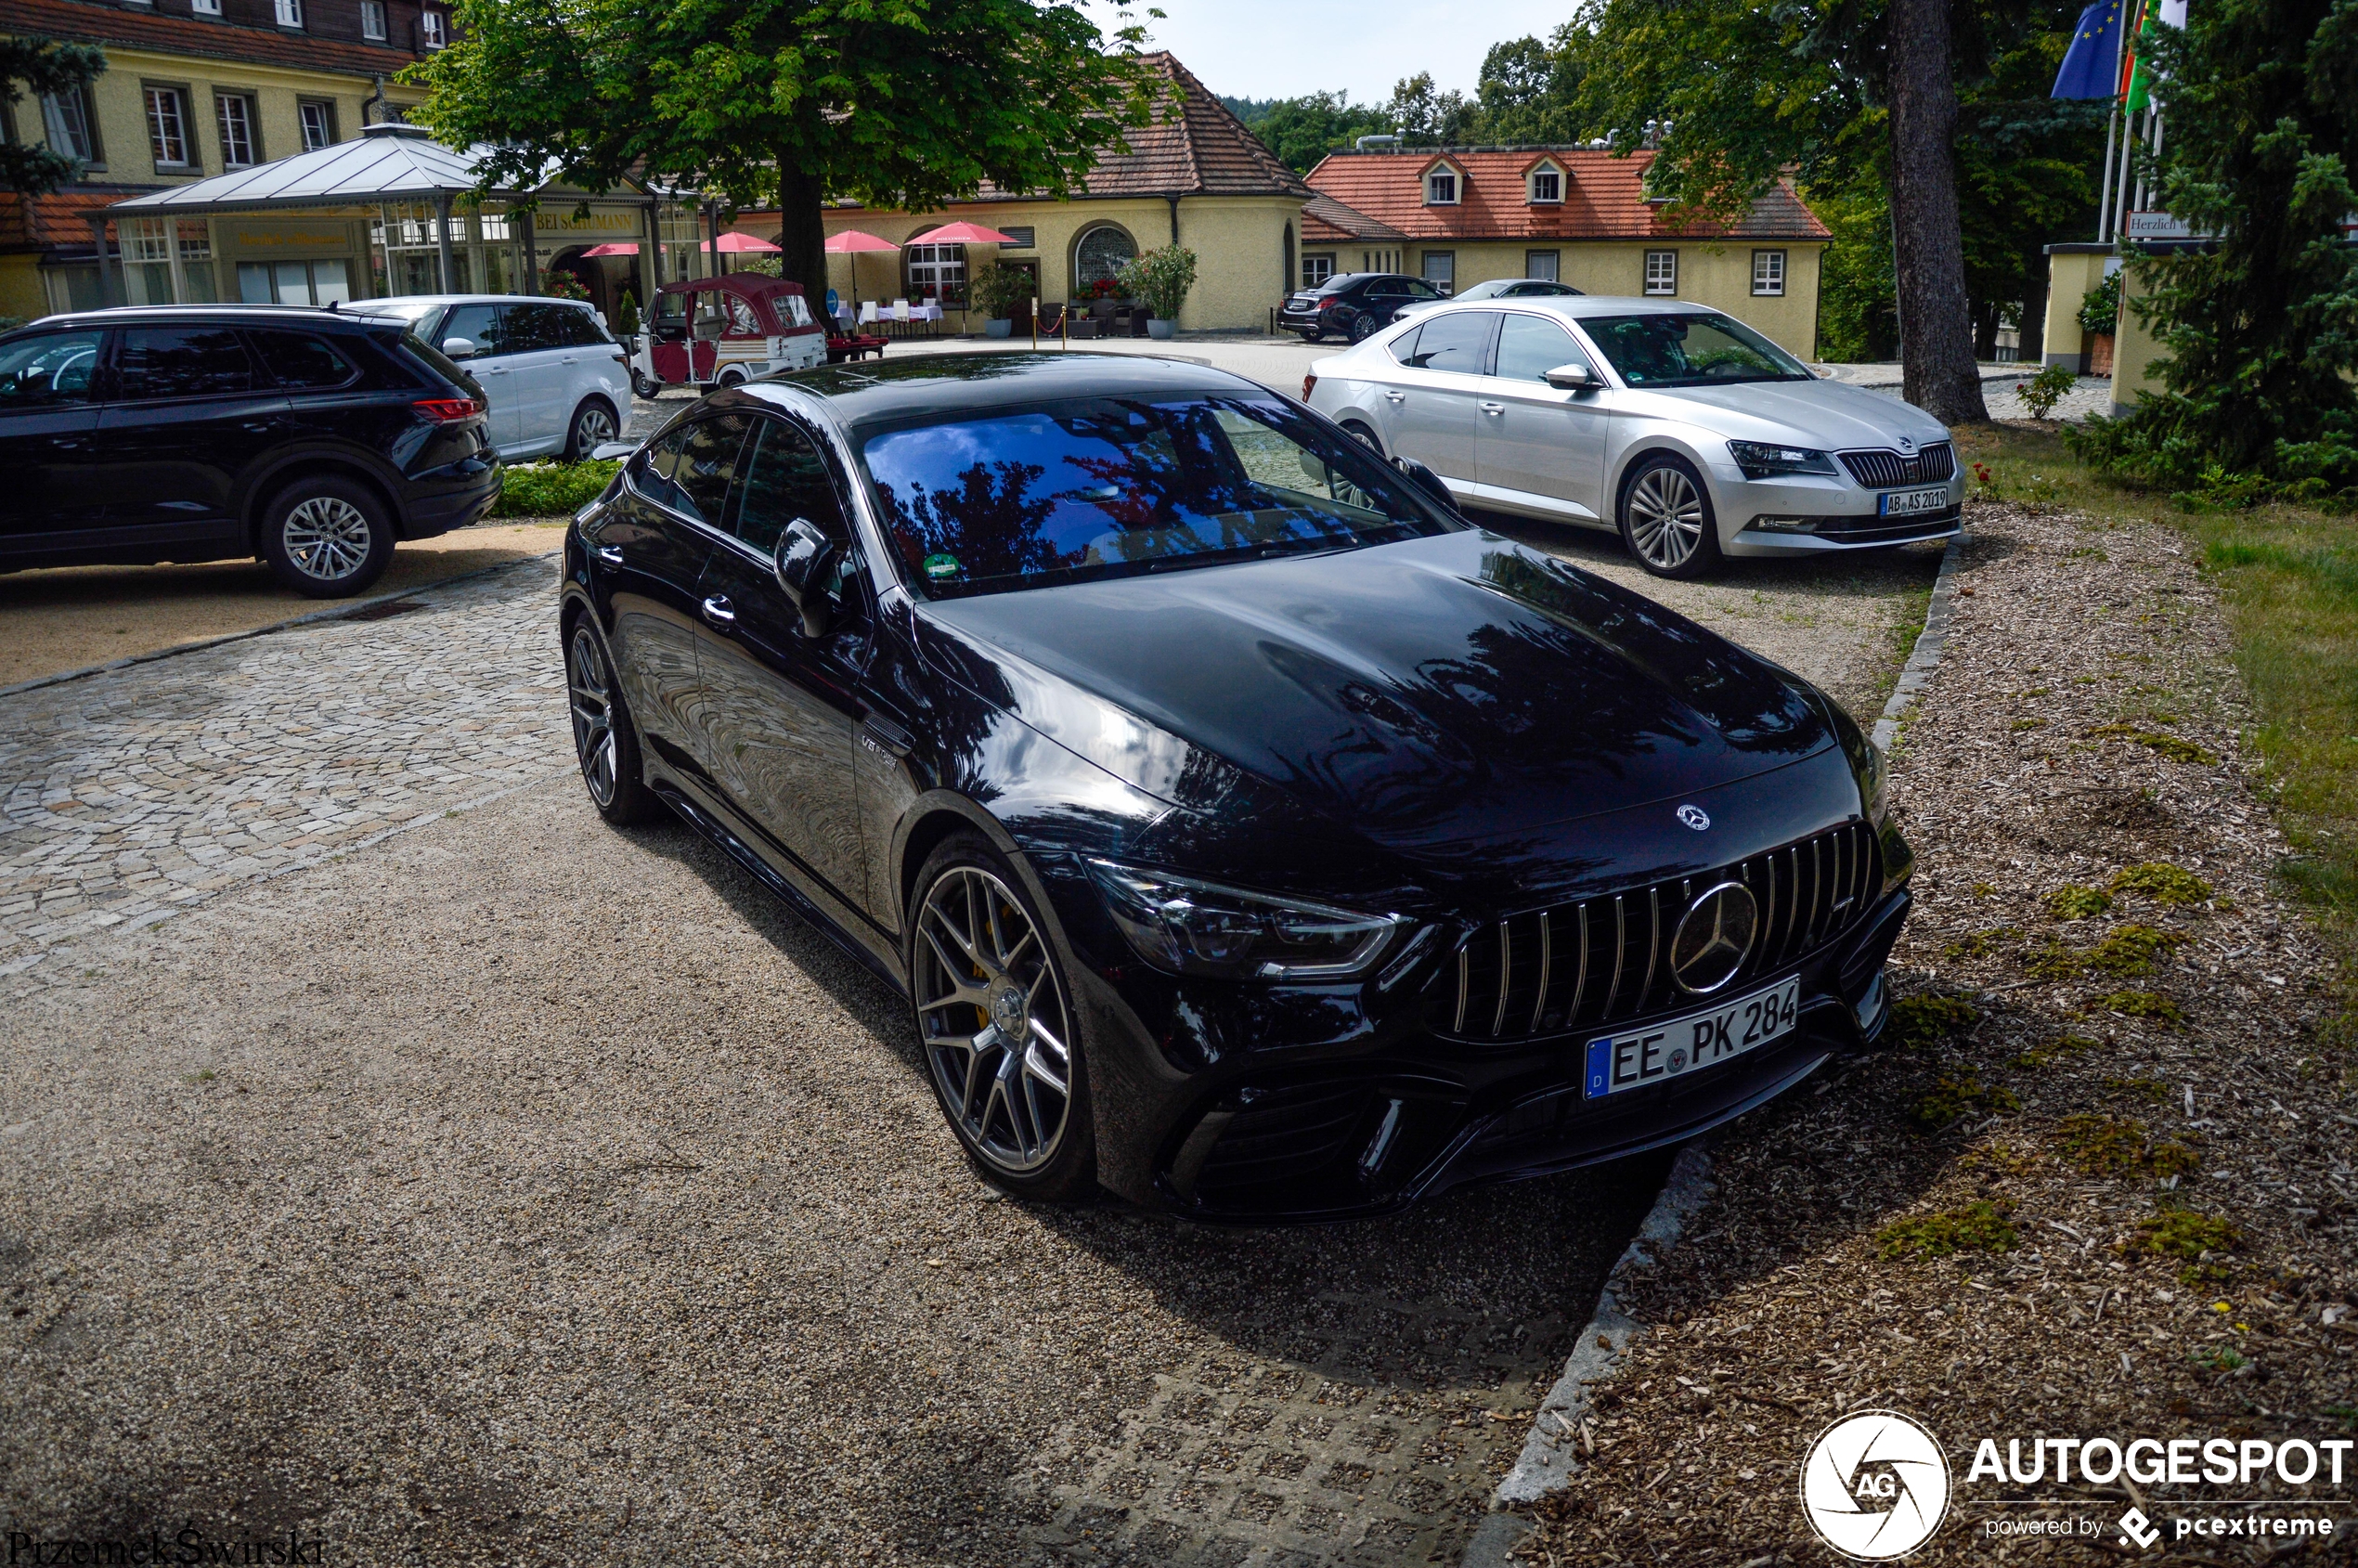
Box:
[561,353,1912,1222]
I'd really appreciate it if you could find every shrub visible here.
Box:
[1878,1199,2019,1260]
[492,460,618,519]
[542,269,591,303]
[1885,995,1979,1049]
[2077,270,2121,337]
[2018,362,2077,421]
[2108,862,2211,906]
[965,261,1035,321]
[1117,244,1199,323]
[2044,884,2112,921]
[615,289,641,339]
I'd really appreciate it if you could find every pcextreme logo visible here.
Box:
[1801,1409,1953,1560]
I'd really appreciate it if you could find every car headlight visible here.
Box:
[1085,860,1403,981]
[1728,440,1837,480]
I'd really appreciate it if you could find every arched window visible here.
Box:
[1074,225,1136,294]
[906,242,966,305]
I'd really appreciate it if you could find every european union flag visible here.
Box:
[2053,0,2126,97]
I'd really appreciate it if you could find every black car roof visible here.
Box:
[13,305,403,335]
[748,352,1276,433]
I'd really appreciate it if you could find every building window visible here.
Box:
[275,0,304,27]
[361,0,386,38]
[191,0,221,13]
[298,101,336,151]
[41,88,96,163]
[1752,249,1786,296]
[1525,250,1560,281]
[1073,224,1135,292]
[1529,167,1561,204]
[996,226,1035,249]
[1302,253,1334,288]
[905,242,967,305]
[1425,169,1458,205]
[145,87,192,170]
[1421,251,1455,292]
[215,93,257,168]
[421,9,447,48]
[1644,250,1678,295]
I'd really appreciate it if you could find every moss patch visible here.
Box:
[2083,724,2221,766]
[1911,1071,2022,1129]
[2056,1114,2201,1178]
[2010,1032,2100,1069]
[2100,990,2188,1027]
[1885,995,1980,1049]
[2126,1210,2243,1283]
[2107,862,2214,906]
[1878,1199,2021,1260]
[2085,924,2191,978]
[2044,884,2115,922]
[1941,927,2021,960]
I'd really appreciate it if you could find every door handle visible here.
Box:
[1383,390,1406,403]
[1479,401,1505,415]
[700,595,736,627]
[561,356,579,364]
[594,545,624,566]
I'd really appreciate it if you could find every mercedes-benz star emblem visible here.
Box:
[1677,804,1711,831]
[1670,881,1758,993]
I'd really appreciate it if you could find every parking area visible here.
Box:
[0,347,1944,1565]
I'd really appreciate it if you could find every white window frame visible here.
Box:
[41,88,96,163]
[1644,250,1678,296]
[1528,166,1562,204]
[1524,250,1560,282]
[215,92,256,168]
[298,100,335,151]
[906,241,967,306]
[1425,168,1458,206]
[360,0,386,38]
[1421,251,1455,293]
[421,9,447,48]
[1752,249,1787,296]
[1301,253,1334,288]
[274,0,304,28]
[144,86,192,171]
[191,0,222,14]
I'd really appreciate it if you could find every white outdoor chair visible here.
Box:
[859,301,878,325]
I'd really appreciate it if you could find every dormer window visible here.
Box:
[1528,164,1563,204]
[1425,168,1458,205]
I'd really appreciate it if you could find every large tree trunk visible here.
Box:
[775,159,830,303]
[1886,0,1989,422]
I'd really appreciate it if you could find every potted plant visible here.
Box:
[1118,246,1198,340]
[966,262,1031,339]
[2079,270,2121,377]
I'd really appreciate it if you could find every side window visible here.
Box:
[248,330,355,389]
[733,418,850,557]
[641,413,751,526]
[726,296,763,336]
[502,305,566,355]
[437,303,505,357]
[1389,324,1422,366]
[1493,315,1591,384]
[557,307,608,347]
[1401,311,1494,374]
[115,327,255,399]
[0,330,104,408]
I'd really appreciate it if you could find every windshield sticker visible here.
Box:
[922,552,964,581]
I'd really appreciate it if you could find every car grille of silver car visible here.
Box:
[1432,820,1883,1043]
[1836,443,1956,488]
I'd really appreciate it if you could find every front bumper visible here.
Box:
[1705,463,1965,557]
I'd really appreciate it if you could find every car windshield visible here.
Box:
[1580,312,1813,387]
[861,394,1458,599]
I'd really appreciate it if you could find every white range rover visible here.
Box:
[372,294,634,462]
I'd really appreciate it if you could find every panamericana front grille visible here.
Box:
[1432,821,1882,1043]
[1838,443,1955,489]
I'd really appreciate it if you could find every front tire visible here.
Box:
[565,619,660,826]
[908,833,1096,1202]
[563,397,621,462]
[258,476,393,598]
[1617,454,1724,579]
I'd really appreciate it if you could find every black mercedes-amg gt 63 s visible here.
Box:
[560,352,1912,1221]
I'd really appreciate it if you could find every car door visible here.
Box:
[0,328,110,559]
[97,324,291,548]
[580,411,752,780]
[435,304,519,448]
[496,303,575,456]
[693,413,874,906]
[1378,309,1497,482]
[1474,312,1613,524]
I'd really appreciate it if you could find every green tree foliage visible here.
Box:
[1238,91,1393,173]
[0,38,106,198]
[1386,71,1476,147]
[1472,33,1587,144]
[405,0,1154,299]
[2068,0,2358,495]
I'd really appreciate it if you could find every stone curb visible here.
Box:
[0,545,564,704]
[1458,1143,1717,1567]
[1872,531,1972,753]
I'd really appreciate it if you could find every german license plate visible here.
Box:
[1880,485,1950,516]
[1582,977,1800,1097]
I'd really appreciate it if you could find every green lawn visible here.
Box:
[1955,421,2358,1038]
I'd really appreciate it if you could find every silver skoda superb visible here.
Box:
[1303,295,1963,579]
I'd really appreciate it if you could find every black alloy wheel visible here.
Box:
[1347,311,1378,343]
[908,833,1095,1200]
[258,475,394,598]
[565,620,659,825]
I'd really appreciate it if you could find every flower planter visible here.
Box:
[1147,318,1176,340]
[983,318,1013,339]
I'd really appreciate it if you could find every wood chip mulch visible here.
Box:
[1519,499,2358,1565]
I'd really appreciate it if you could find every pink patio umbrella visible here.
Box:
[905,220,1021,245]
[577,241,641,258]
[707,230,780,253]
[823,228,901,319]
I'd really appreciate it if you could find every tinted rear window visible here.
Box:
[115,327,255,399]
[249,330,355,388]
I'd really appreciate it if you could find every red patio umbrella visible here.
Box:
[823,229,901,317]
[706,230,780,253]
[906,220,1021,245]
[576,242,640,258]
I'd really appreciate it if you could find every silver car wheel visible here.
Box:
[1626,464,1706,571]
[566,626,618,809]
[914,865,1073,1175]
[573,402,617,451]
[280,496,373,582]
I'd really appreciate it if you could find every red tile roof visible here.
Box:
[1303,149,1830,243]
[0,0,419,77]
[0,185,141,250]
[1300,191,1406,245]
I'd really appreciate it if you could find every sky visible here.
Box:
[1081,0,1575,105]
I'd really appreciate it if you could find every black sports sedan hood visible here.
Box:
[915,530,1834,852]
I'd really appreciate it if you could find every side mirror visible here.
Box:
[1543,361,1598,390]
[442,336,477,360]
[772,517,838,639]
[1393,456,1460,515]
[589,440,636,462]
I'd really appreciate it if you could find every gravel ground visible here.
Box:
[1520,499,2358,1563]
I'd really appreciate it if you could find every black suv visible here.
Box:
[1276,273,1446,343]
[0,305,501,598]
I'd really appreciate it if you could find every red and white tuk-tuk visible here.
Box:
[632,275,828,393]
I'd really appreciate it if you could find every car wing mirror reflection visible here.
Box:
[589,441,637,462]
[1543,361,1597,391]
[1393,456,1462,517]
[772,517,837,639]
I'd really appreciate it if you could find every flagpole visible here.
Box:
[2096,110,2118,242]
[2100,0,2129,242]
